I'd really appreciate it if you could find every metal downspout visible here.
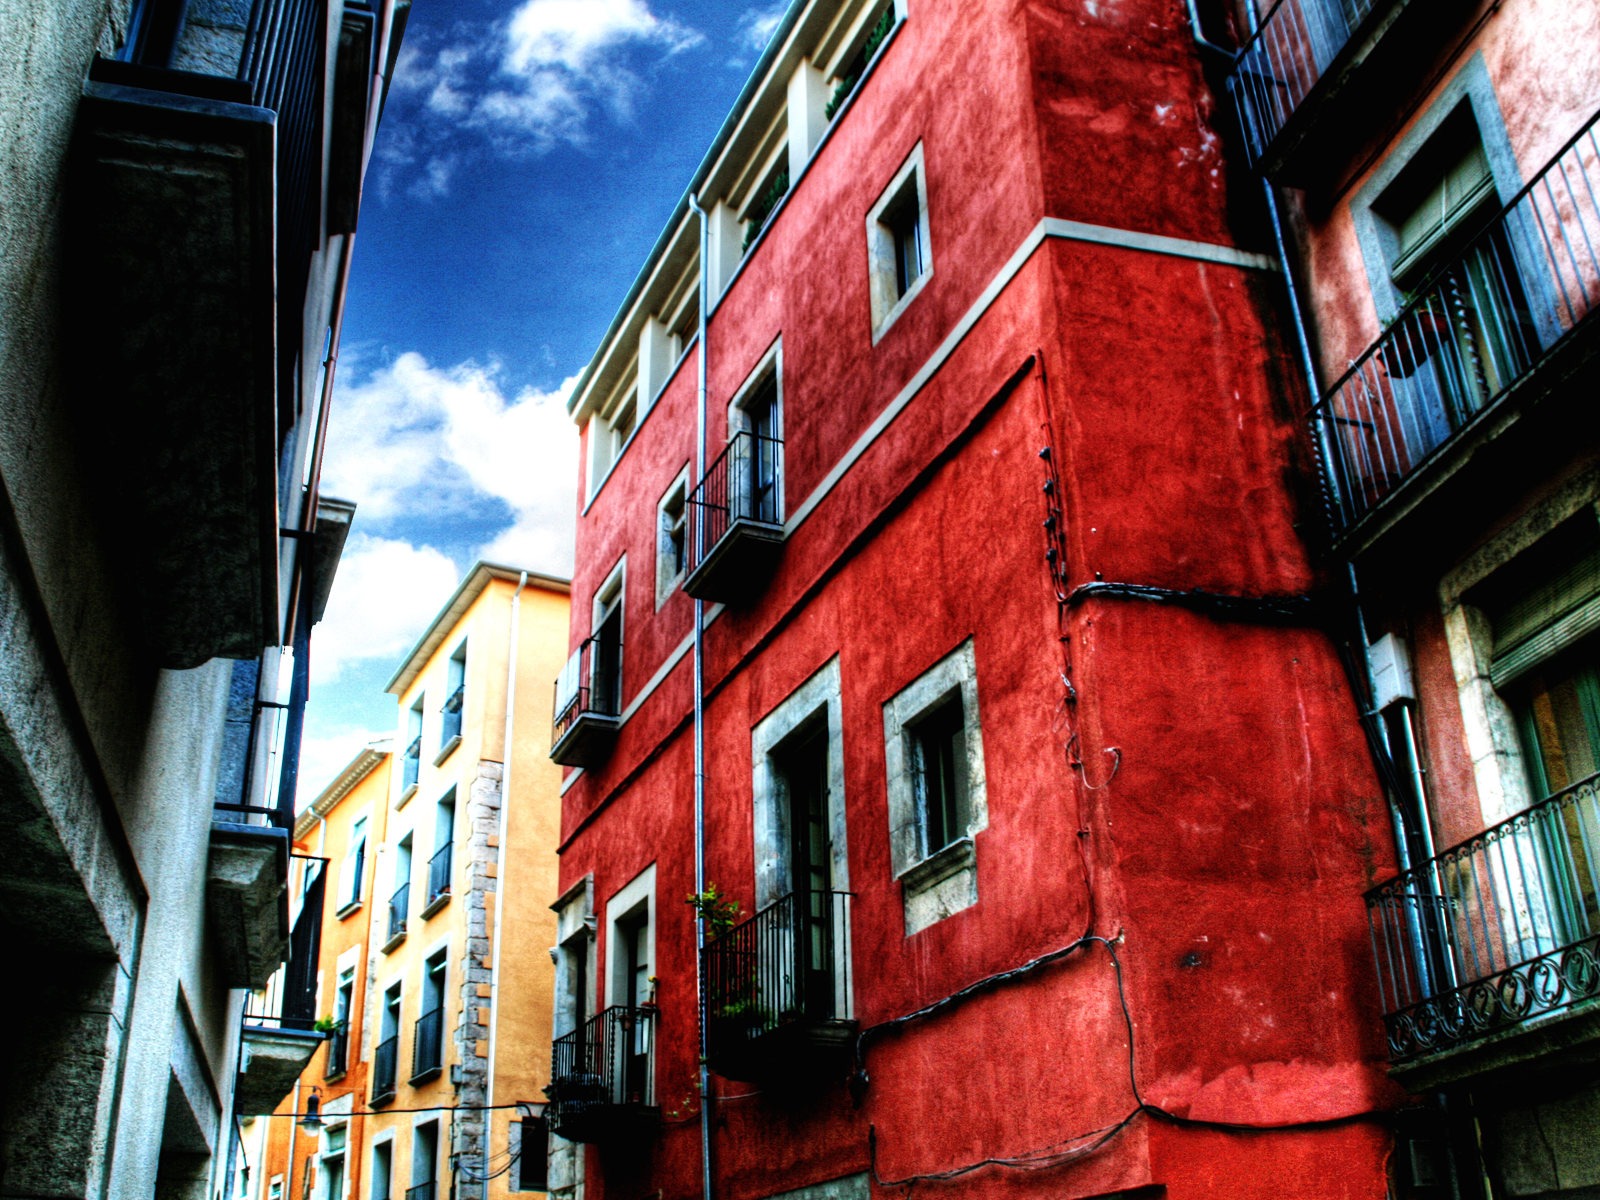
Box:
[484,570,528,1196]
[687,192,713,1200]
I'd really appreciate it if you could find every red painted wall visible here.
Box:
[556,1,1399,1198]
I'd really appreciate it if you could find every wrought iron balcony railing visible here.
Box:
[1366,770,1600,1065]
[547,1005,658,1143]
[683,431,785,603]
[426,843,452,909]
[242,855,326,1034]
[703,889,854,1081]
[549,635,623,767]
[1313,109,1600,540]
[372,1034,399,1104]
[1228,0,1384,170]
[402,735,421,793]
[387,881,409,944]
[440,684,465,747]
[411,1006,444,1082]
[404,1184,435,1200]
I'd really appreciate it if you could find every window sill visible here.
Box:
[420,890,451,920]
[409,1066,443,1086]
[871,265,931,345]
[433,735,461,767]
[336,900,363,920]
[896,836,975,895]
[381,927,407,954]
[397,782,418,810]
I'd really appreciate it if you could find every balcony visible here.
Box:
[405,1184,436,1200]
[439,685,465,752]
[683,431,785,604]
[546,1006,658,1143]
[238,855,326,1113]
[422,842,452,916]
[1313,110,1600,555]
[68,0,346,667]
[549,636,623,768]
[384,881,409,949]
[1366,771,1600,1087]
[1227,0,1453,186]
[703,890,854,1082]
[411,1006,444,1083]
[371,1034,399,1105]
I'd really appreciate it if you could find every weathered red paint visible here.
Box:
[557,1,1400,1198]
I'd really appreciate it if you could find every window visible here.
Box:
[402,699,423,799]
[373,984,401,1102]
[319,1122,346,1200]
[439,643,466,755]
[867,144,931,338]
[410,1121,440,1200]
[268,1177,284,1200]
[386,835,412,947]
[413,952,447,1082]
[587,363,639,497]
[607,865,656,1105]
[514,1117,549,1192]
[326,967,354,1078]
[337,816,367,913]
[656,471,689,604]
[591,563,625,717]
[882,639,987,935]
[370,1141,393,1200]
[425,791,455,913]
[731,365,782,526]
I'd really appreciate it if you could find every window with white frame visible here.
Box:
[439,642,466,755]
[587,363,639,498]
[370,1140,393,1200]
[729,355,783,526]
[607,865,656,1105]
[401,698,423,800]
[656,470,690,604]
[882,638,987,935]
[319,1122,347,1200]
[867,144,931,339]
[410,1120,440,1198]
[337,816,367,913]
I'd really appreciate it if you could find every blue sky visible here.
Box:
[300,0,789,796]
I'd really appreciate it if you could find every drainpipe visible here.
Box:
[687,192,714,1200]
[484,571,528,1197]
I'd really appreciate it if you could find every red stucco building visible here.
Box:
[541,1,1420,1198]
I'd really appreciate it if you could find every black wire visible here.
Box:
[1064,580,1319,624]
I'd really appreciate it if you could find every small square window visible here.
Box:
[882,639,986,935]
[867,144,931,338]
[515,1117,549,1191]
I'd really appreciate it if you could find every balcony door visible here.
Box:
[734,373,779,525]
[591,572,623,717]
[778,725,835,1020]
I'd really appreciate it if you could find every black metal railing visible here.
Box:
[1227,0,1381,167]
[324,1021,349,1079]
[387,881,409,942]
[703,890,852,1047]
[404,1184,435,1200]
[548,1005,656,1140]
[402,734,421,793]
[1313,109,1600,536]
[411,1006,444,1081]
[551,635,623,749]
[687,431,783,573]
[440,684,464,746]
[1366,770,1600,1063]
[243,855,326,1032]
[426,842,452,907]
[239,0,326,417]
[372,1033,398,1102]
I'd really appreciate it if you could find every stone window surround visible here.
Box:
[725,339,786,524]
[867,142,932,342]
[882,637,987,935]
[1438,471,1600,829]
[655,469,691,608]
[751,655,851,912]
[604,863,656,1009]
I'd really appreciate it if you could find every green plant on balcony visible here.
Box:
[742,169,791,252]
[824,3,895,119]
[686,883,743,937]
[312,1016,341,1035]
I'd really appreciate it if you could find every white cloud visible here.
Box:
[323,350,579,572]
[314,533,461,685]
[294,726,394,812]
[504,0,701,74]
[734,4,787,55]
